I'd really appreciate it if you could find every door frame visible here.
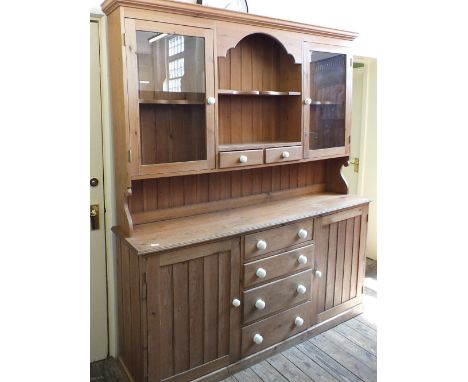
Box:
[91,12,118,358]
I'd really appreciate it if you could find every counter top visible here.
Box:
[115,193,369,255]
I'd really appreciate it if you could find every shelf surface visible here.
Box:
[119,193,370,255]
[218,89,301,96]
[218,142,302,151]
[309,101,343,105]
[139,99,204,105]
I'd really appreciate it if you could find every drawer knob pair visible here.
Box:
[296,284,307,294]
[294,316,304,327]
[232,298,241,308]
[239,155,248,163]
[253,333,263,344]
[256,240,267,251]
[256,268,267,278]
[297,229,308,239]
[255,298,266,310]
[297,255,308,265]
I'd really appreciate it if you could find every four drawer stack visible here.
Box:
[240,219,317,356]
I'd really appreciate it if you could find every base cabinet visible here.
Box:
[115,204,369,382]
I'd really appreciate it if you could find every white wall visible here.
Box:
[357,57,377,260]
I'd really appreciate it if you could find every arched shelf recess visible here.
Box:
[218,33,301,93]
[217,33,303,146]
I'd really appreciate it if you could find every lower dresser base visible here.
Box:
[118,303,363,382]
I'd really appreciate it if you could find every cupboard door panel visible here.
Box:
[303,42,352,160]
[152,240,240,380]
[314,206,369,317]
[125,19,216,176]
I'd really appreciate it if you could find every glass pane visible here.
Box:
[309,51,346,150]
[136,31,207,164]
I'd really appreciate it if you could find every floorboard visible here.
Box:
[90,258,378,382]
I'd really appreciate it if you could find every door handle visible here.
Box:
[90,204,99,230]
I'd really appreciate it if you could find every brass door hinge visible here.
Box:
[128,149,132,163]
[123,33,127,46]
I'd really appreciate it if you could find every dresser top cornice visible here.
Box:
[101,0,358,41]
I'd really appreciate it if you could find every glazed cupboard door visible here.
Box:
[125,19,215,176]
[146,240,241,382]
[303,43,352,159]
[312,205,368,322]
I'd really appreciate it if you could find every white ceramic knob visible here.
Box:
[281,151,290,159]
[315,270,322,278]
[297,229,308,239]
[256,268,267,278]
[239,155,248,163]
[253,333,263,344]
[297,284,307,294]
[256,240,267,251]
[232,298,241,308]
[255,298,266,310]
[294,316,304,327]
[207,96,216,105]
[298,254,308,265]
[304,98,312,105]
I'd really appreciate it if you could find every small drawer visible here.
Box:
[219,149,263,168]
[243,244,314,288]
[265,145,303,163]
[241,301,312,356]
[243,269,312,324]
[244,220,313,261]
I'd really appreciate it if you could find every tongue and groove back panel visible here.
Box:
[129,161,327,216]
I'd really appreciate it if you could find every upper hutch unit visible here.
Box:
[103,1,368,382]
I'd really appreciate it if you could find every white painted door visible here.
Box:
[342,64,365,195]
[90,20,108,362]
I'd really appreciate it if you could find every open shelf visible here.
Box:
[138,91,205,105]
[218,90,301,96]
[309,101,343,106]
[139,98,204,105]
[218,142,302,151]
[217,34,302,146]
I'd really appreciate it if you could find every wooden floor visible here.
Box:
[91,259,377,382]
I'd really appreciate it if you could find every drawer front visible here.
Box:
[244,220,313,260]
[265,145,303,163]
[241,301,313,356]
[244,244,314,288]
[219,149,263,168]
[243,269,312,324]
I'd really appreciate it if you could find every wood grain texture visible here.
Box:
[243,244,314,288]
[153,241,239,380]
[124,195,369,255]
[241,302,313,357]
[244,220,313,261]
[243,270,312,324]
[129,161,327,217]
